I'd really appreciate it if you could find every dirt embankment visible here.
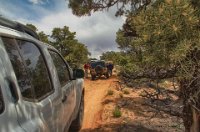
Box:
[81,75,184,132]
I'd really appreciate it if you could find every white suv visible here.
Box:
[0,16,85,132]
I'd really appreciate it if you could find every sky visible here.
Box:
[0,0,125,58]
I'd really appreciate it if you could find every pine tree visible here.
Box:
[117,0,200,130]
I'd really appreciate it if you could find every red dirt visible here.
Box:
[81,76,118,130]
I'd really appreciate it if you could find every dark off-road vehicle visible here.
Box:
[90,60,109,80]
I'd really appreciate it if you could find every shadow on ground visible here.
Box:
[115,96,151,117]
[81,123,158,132]
[86,75,118,81]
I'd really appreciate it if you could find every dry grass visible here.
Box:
[99,81,184,132]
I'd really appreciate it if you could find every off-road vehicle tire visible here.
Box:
[69,95,84,132]
[105,73,109,79]
[91,75,96,80]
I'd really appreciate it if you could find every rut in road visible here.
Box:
[81,76,117,130]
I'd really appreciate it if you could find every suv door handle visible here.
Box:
[62,95,67,103]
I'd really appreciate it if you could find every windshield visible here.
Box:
[90,61,105,68]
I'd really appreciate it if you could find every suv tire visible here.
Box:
[69,95,84,132]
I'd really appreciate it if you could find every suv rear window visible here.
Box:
[49,50,70,87]
[90,61,106,68]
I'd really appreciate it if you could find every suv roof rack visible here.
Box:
[0,16,39,40]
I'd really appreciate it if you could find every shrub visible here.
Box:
[123,89,130,95]
[107,89,114,96]
[113,107,122,118]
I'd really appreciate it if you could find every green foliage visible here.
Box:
[51,26,76,55]
[68,0,151,16]
[107,89,114,96]
[113,107,122,118]
[26,24,49,44]
[51,26,90,68]
[64,42,90,68]
[38,31,49,43]
[68,0,92,16]
[100,51,122,64]
[117,0,200,78]
[116,29,137,51]
[26,23,38,32]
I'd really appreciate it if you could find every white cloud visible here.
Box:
[28,0,48,4]
[28,0,40,4]
[26,8,125,58]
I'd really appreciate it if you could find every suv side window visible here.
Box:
[2,37,34,99]
[49,50,70,87]
[18,40,53,99]
[0,87,4,114]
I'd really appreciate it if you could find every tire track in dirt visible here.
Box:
[81,76,117,131]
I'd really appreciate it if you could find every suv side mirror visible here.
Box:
[73,69,84,79]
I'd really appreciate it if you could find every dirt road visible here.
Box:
[81,76,117,131]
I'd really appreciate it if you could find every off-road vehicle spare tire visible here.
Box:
[95,65,103,74]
